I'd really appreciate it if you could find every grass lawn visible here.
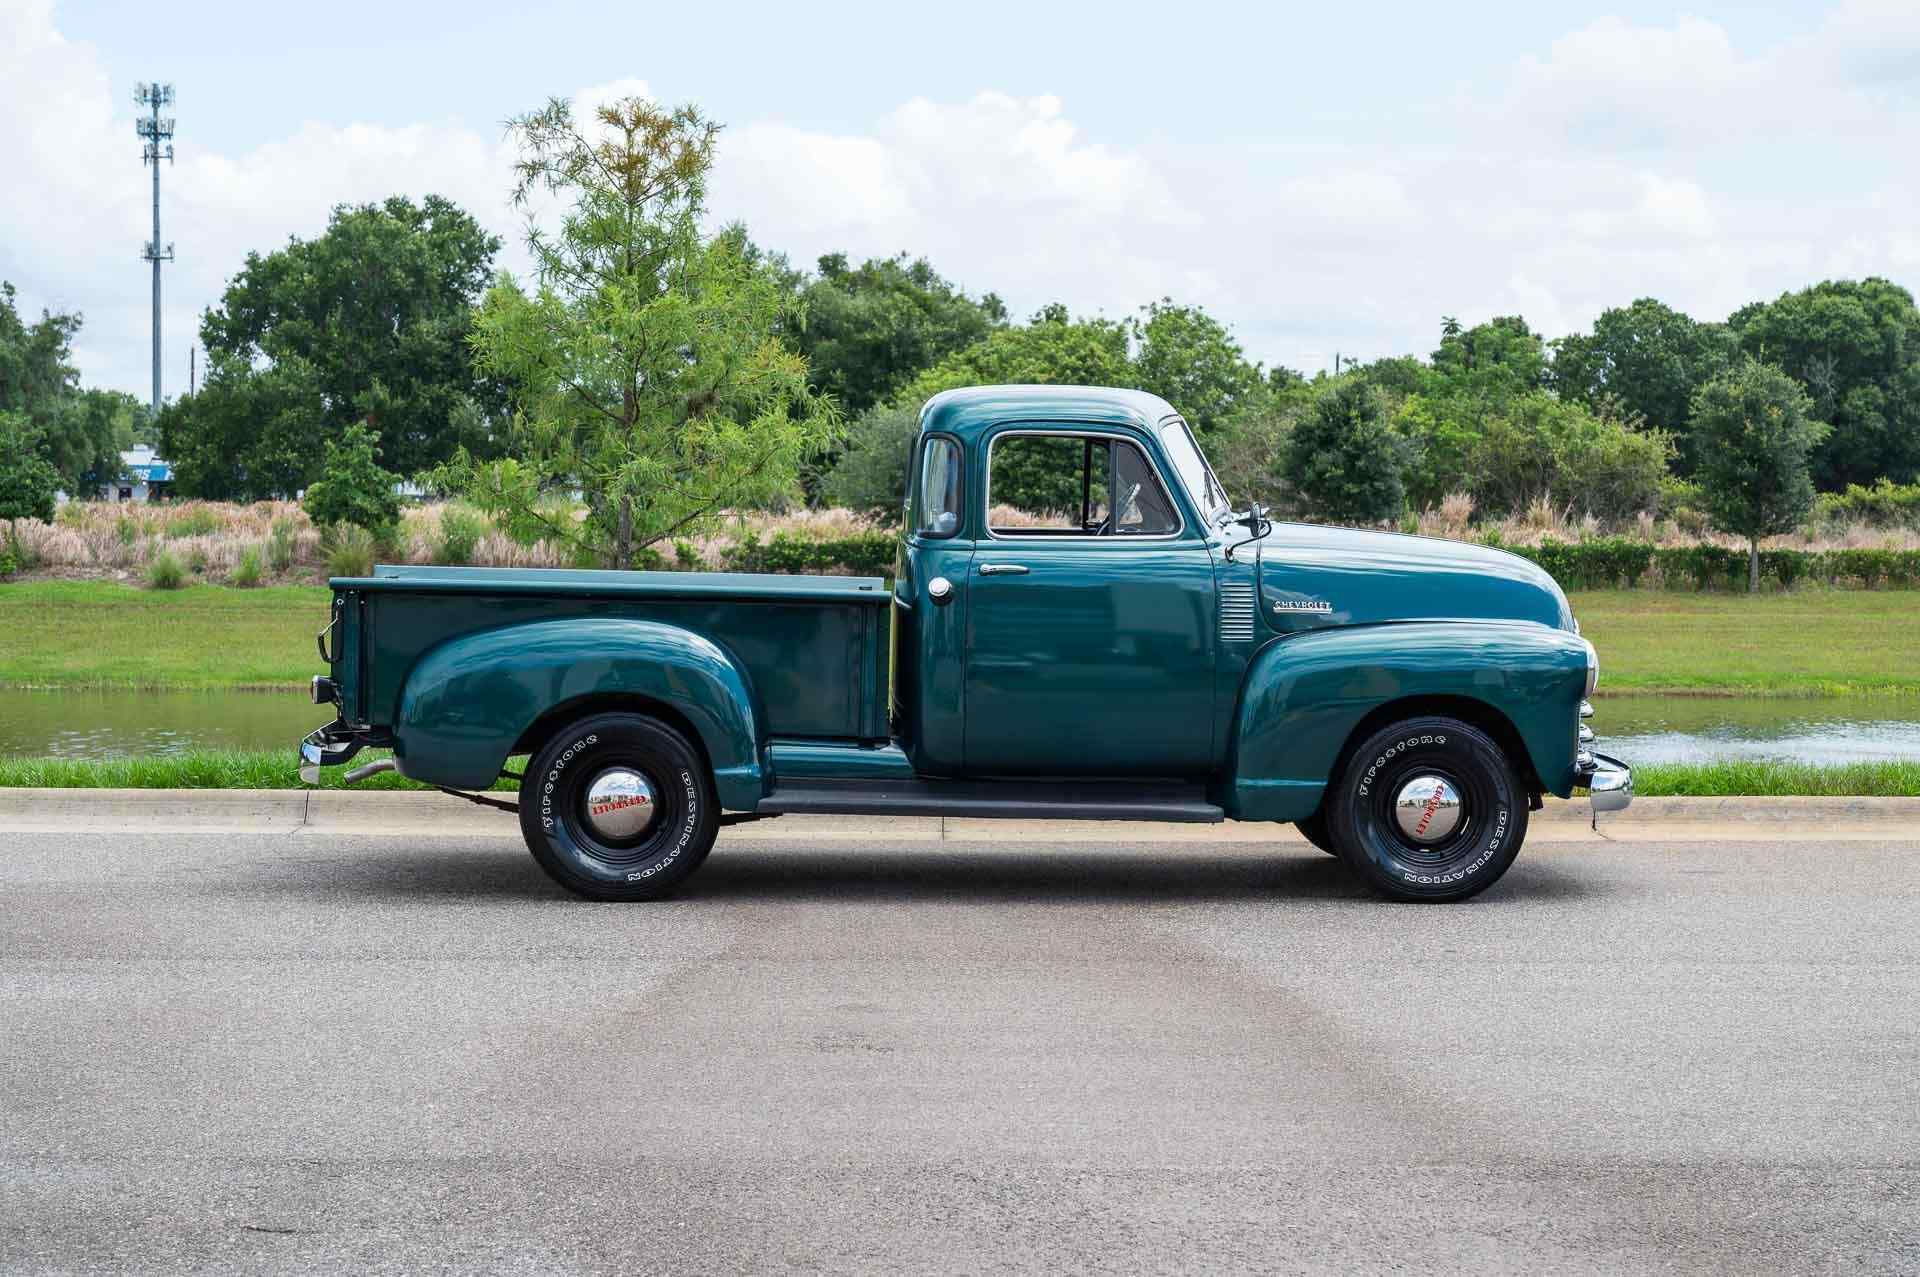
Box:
[1631,760,1920,797]
[1567,589,1920,696]
[0,578,1915,696]
[0,581,328,690]
[0,750,518,791]
[2,750,1915,797]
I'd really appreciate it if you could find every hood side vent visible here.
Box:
[1219,582,1255,642]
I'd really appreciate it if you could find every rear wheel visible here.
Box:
[1325,716,1527,903]
[519,713,717,901]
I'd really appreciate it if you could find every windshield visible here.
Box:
[1160,419,1230,523]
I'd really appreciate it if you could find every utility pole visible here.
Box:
[135,83,176,417]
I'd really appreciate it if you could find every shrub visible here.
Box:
[187,546,209,575]
[267,518,298,573]
[432,506,487,566]
[1285,381,1408,524]
[164,507,222,538]
[1811,479,1920,530]
[115,515,138,546]
[146,549,187,590]
[323,524,378,579]
[231,545,264,588]
[303,422,400,537]
[0,545,17,579]
[721,530,897,578]
[673,539,703,571]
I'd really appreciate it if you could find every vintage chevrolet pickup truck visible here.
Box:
[300,384,1630,902]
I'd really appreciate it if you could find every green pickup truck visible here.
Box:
[300,384,1629,902]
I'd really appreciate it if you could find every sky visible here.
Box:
[3,0,1918,403]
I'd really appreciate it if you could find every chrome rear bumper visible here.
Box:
[298,721,366,785]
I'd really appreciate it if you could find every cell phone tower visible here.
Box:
[135,83,176,416]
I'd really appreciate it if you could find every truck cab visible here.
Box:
[301,384,1630,903]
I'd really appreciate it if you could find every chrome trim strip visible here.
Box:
[1218,582,1256,642]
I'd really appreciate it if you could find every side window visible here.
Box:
[987,433,1179,537]
[1113,441,1179,535]
[915,436,963,538]
[988,435,1107,532]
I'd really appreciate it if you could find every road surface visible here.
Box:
[3,825,1916,1273]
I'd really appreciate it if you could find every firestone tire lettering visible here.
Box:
[1327,716,1526,904]
[519,717,717,902]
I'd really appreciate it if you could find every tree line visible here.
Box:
[3,92,1916,588]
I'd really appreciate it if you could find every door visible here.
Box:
[963,429,1216,775]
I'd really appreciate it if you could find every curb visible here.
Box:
[0,789,1916,841]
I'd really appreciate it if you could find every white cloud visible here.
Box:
[2,1,1917,400]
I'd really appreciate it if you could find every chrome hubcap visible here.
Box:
[1393,775,1462,843]
[583,768,658,841]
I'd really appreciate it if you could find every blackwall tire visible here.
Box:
[1326,716,1528,903]
[1295,810,1340,856]
[519,713,718,901]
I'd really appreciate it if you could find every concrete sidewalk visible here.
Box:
[1,787,1915,841]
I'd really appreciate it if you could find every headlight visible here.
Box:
[1581,639,1599,698]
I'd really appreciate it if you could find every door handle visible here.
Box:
[978,563,1029,575]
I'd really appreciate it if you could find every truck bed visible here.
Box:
[330,565,893,742]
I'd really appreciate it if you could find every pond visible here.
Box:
[0,687,1916,765]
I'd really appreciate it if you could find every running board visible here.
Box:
[756,780,1224,823]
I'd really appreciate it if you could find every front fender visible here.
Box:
[392,617,765,808]
[1225,621,1589,821]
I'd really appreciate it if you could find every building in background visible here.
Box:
[100,444,173,502]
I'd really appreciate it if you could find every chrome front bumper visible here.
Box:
[1574,749,1634,812]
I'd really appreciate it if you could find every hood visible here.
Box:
[1244,523,1572,635]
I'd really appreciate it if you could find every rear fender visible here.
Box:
[392,617,765,808]
[1224,621,1589,821]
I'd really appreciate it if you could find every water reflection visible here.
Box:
[0,687,1915,765]
[1595,694,1920,765]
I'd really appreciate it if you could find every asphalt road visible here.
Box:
[2,827,1917,1274]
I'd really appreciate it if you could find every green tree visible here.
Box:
[0,412,59,541]
[1462,394,1671,521]
[302,421,402,538]
[1128,299,1263,441]
[1729,278,1920,489]
[820,401,923,521]
[1549,298,1737,472]
[439,95,839,569]
[159,356,324,501]
[196,194,505,481]
[793,253,1004,417]
[0,281,123,496]
[48,389,141,496]
[1691,360,1827,591]
[898,305,1132,403]
[0,282,80,435]
[1284,380,1407,524]
[1429,315,1547,403]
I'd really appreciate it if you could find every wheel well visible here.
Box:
[510,693,717,778]
[1326,695,1542,807]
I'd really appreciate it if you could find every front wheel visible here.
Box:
[519,713,718,901]
[1295,809,1339,856]
[1325,716,1528,903]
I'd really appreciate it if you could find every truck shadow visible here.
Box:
[684,846,1596,906]
[273,841,1597,907]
